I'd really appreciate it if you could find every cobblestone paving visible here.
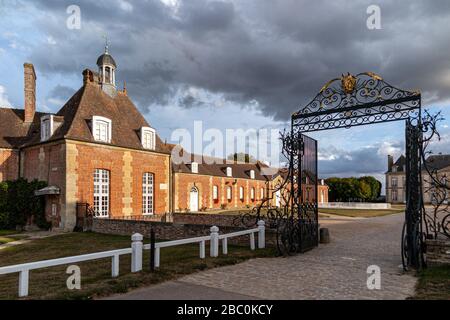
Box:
[177,213,417,300]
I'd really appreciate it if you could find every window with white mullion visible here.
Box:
[93,169,109,217]
[142,173,154,215]
[141,127,156,150]
[92,116,112,143]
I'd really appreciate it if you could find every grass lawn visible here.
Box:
[412,265,450,300]
[0,230,20,237]
[318,208,404,218]
[0,232,275,300]
[0,235,28,245]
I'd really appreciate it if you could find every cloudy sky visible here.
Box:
[1,0,450,188]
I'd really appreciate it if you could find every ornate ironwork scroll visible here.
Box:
[234,129,306,255]
[421,111,450,241]
[292,72,421,133]
[402,120,424,269]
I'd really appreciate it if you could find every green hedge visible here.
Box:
[325,176,382,202]
[0,178,50,230]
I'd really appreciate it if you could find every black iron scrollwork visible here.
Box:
[421,111,450,240]
[292,72,421,133]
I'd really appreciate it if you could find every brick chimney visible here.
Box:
[24,63,36,123]
[388,155,394,172]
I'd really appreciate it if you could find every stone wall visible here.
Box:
[92,218,277,246]
[172,213,245,227]
[426,239,450,266]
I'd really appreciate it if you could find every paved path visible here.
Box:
[107,213,417,300]
[0,230,65,251]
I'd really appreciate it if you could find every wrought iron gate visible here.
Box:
[295,133,319,252]
[403,120,424,269]
[243,72,448,269]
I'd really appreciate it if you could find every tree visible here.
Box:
[325,176,382,202]
[359,176,382,200]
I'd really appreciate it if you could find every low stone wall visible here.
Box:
[92,218,277,247]
[172,213,244,227]
[426,239,450,266]
[319,202,392,210]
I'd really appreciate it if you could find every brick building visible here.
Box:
[171,154,273,212]
[0,49,328,230]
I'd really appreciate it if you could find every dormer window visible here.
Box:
[40,115,54,142]
[226,167,233,177]
[249,170,255,179]
[141,127,156,150]
[92,116,112,143]
[191,162,199,174]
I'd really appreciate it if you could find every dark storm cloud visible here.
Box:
[47,85,76,102]
[12,0,450,120]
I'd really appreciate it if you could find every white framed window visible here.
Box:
[93,169,109,217]
[392,177,398,187]
[141,126,156,150]
[92,116,112,143]
[142,172,154,215]
[213,185,218,200]
[239,186,244,200]
[40,115,54,141]
[251,187,255,200]
[249,170,255,179]
[226,167,232,177]
[260,188,264,199]
[191,162,199,174]
[392,189,398,202]
[227,186,232,200]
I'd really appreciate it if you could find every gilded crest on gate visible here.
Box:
[341,73,357,95]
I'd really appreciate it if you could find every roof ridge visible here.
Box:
[59,84,89,139]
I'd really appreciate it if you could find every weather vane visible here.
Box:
[102,34,110,53]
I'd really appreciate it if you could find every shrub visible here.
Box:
[0,211,9,229]
[0,182,9,229]
[0,178,49,230]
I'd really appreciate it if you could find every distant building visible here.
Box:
[385,154,450,204]
[385,155,406,203]
[422,155,450,204]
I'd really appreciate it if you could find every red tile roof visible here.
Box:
[0,108,47,148]
[3,80,171,154]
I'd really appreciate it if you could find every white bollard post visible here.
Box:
[18,270,29,297]
[210,226,219,257]
[222,238,228,255]
[258,220,265,249]
[250,232,255,250]
[131,233,143,272]
[112,254,119,277]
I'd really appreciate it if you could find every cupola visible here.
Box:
[96,40,117,97]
